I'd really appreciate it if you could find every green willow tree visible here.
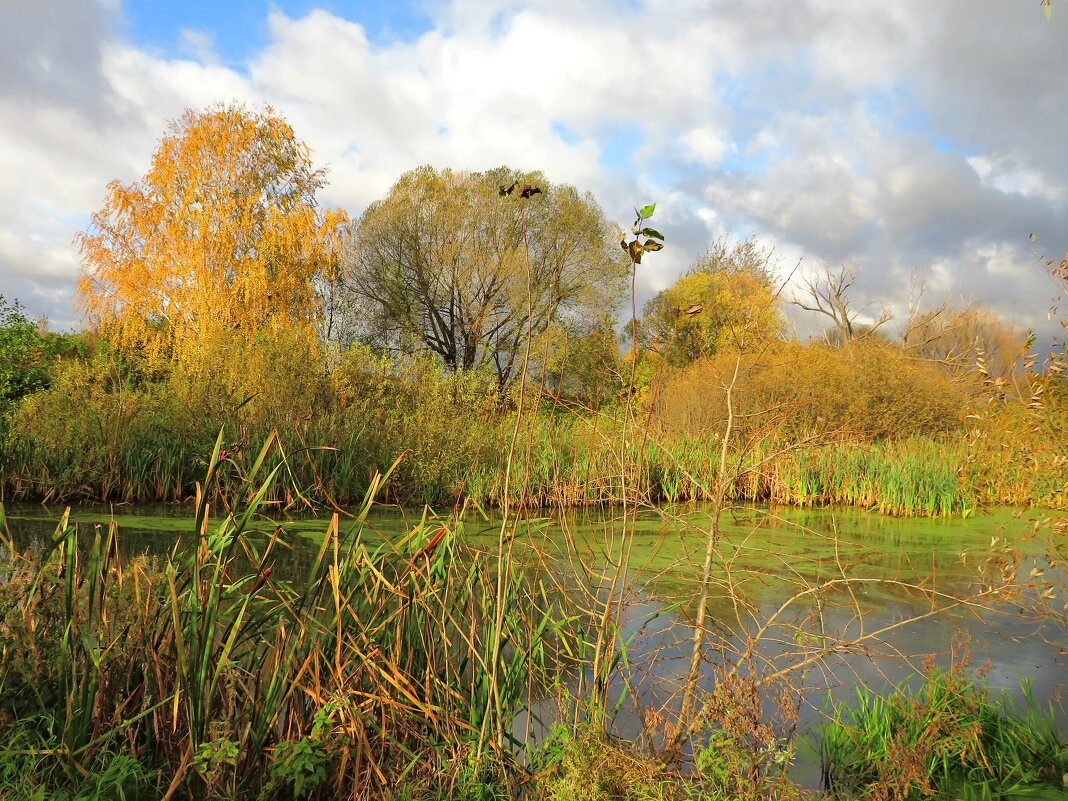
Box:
[342,166,628,388]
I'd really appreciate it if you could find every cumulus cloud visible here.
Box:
[0,0,1065,342]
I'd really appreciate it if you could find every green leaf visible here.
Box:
[641,240,664,253]
[639,227,665,240]
[638,203,656,219]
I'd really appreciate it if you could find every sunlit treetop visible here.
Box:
[642,237,784,365]
[77,104,348,369]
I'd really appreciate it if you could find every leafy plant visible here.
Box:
[819,667,1068,799]
[263,739,326,799]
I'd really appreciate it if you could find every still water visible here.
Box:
[4,501,1065,787]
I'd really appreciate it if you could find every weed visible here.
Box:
[819,665,1068,799]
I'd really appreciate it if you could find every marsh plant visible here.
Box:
[0,432,583,799]
[819,658,1067,799]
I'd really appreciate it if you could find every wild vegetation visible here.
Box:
[0,111,1063,513]
[819,657,1067,799]
[1,326,1062,515]
[0,440,566,799]
[4,436,1063,800]
[0,103,1066,799]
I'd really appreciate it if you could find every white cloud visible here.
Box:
[683,127,727,165]
[178,28,219,65]
[968,154,1064,203]
[0,0,1065,344]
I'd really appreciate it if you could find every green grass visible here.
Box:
[819,668,1068,800]
[2,418,1060,516]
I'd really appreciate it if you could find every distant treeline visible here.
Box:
[0,103,1064,514]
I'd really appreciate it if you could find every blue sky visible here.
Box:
[1,0,1066,339]
[121,1,433,63]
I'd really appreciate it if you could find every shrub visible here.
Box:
[656,339,969,441]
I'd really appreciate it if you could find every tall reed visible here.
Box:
[6,407,1065,515]
[819,667,1068,799]
[0,430,576,799]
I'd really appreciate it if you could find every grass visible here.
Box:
[0,431,578,799]
[818,667,1068,800]
[2,366,1064,517]
[0,716,156,801]
[2,429,1065,799]
[4,411,1064,517]
[461,426,1058,517]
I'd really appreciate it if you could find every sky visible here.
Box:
[1,0,1066,342]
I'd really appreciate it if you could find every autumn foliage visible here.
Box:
[76,104,347,371]
[0,102,1058,514]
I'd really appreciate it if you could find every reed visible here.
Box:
[2,385,1065,516]
[0,431,577,799]
[819,667,1068,799]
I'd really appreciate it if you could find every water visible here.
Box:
[3,501,1065,788]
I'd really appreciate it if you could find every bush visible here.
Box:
[656,339,969,441]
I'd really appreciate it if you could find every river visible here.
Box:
[3,501,1065,789]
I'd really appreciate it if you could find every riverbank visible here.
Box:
[3,417,1065,517]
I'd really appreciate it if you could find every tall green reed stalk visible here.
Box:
[2,429,574,799]
[819,667,1067,798]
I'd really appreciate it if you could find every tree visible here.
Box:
[77,104,348,370]
[641,237,784,366]
[0,298,84,416]
[792,262,890,344]
[544,314,625,408]
[343,166,627,387]
[902,301,1025,379]
[0,296,48,411]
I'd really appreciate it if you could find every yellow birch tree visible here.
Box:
[77,104,347,372]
